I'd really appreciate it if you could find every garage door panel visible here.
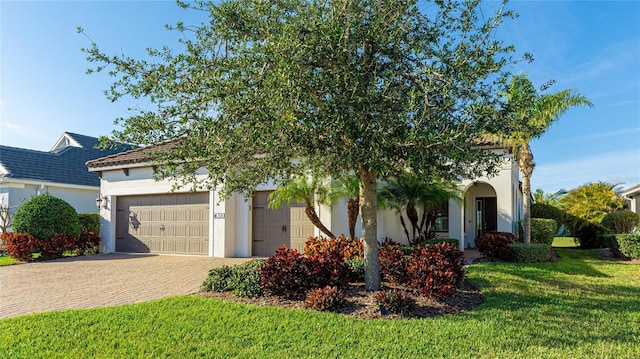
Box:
[116,193,209,255]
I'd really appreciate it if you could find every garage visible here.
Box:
[252,191,315,257]
[115,193,209,255]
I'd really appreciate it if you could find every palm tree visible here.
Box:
[329,175,361,240]
[380,176,460,245]
[268,176,336,238]
[497,73,592,244]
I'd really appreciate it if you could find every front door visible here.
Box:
[476,197,497,237]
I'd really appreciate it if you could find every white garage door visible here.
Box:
[116,193,209,255]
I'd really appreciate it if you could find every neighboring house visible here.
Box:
[622,183,640,214]
[0,132,132,230]
[87,142,523,257]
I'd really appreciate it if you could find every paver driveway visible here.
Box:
[0,254,251,319]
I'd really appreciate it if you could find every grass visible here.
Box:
[552,237,579,248]
[0,255,19,266]
[1,248,639,358]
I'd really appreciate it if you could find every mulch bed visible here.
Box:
[199,281,483,319]
[598,248,640,264]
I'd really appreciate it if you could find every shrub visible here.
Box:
[572,220,606,249]
[261,246,349,297]
[13,194,81,240]
[602,234,622,257]
[346,257,365,282]
[511,243,551,263]
[406,243,465,300]
[601,210,640,234]
[1,232,41,262]
[531,203,564,232]
[616,233,640,259]
[475,232,519,261]
[202,260,265,297]
[378,241,410,284]
[304,235,364,260]
[304,286,344,311]
[375,289,416,316]
[518,218,556,245]
[419,238,460,247]
[75,232,101,255]
[78,213,100,233]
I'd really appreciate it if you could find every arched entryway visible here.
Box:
[464,182,497,248]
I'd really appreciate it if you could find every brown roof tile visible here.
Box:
[86,141,177,169]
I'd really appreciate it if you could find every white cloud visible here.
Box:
[533,151,640,192]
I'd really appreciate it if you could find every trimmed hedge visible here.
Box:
[201,260,265,298]
[78,213,100,233]
[511,243,551,263]
[519,218,557,245]
[531,203,564,232]
[616,233,640,259]
[601,210,639,234]
[13,194,80,240]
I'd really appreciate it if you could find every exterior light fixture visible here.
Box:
[96,194,108,210]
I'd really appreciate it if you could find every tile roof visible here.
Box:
[0,132,133,187]
[86,140,177,170]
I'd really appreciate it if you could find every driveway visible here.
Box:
[0,254,251,319]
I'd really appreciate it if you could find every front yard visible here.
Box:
[0,244,638,358]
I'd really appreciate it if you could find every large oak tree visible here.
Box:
[84,0,523,290]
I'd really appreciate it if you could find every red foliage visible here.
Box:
[260,246,350,297]
[406,243,466,300]
[304,286,344,311]
[304,235,364,260]
[475,231,519,261]
[375,289,416,315]
[378,240,410,284]
[1,231,102,262]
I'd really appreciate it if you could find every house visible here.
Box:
[622,183,640,214]
[0,132,132,227]
[87,142,523,257]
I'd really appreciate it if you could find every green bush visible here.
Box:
[521,218,556,245]
[201,260,264,298]
[601,210,639,234]
[573,221,606,249]
[615,233,640,259]
[601,233,621,257]
[346,257,365,282]
[78,213,100,233]
[511,243,551,263]
[13,194,80,240]
[531,203,564,232]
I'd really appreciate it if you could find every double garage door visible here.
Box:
[116,193,209,255]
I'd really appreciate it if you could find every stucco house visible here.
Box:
[622,183,640,214]
[0,132,132,230]
[87,142,523,257]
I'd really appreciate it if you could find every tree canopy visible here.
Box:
[83,0,524,290]
[559,181,625,224]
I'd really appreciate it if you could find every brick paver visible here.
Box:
[0,254,251,319]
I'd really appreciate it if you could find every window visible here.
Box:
[434,202,449,232]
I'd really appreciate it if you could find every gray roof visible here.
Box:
[0,132,133,187]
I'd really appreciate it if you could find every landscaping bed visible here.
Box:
[201,280,483,319]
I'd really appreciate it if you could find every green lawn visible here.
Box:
[552,236,579,248]
[1,248,638,358]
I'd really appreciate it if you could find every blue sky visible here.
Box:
[1,0,639,194]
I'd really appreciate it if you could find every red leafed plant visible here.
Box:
[375,289,416,316]
[378,240,410,284]
[406,243,465,300]
[304,235,364,260]
[304,286,344,311]
[475,231,519,261]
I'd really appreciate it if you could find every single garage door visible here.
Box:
[252,191,315,257]
[116,193,209,255]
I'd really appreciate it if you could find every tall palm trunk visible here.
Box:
[519,148,535,244]
[347,197,359,240]
[305,206,335,239]
[358,168,380,291]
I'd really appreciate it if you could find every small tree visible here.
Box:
[84,0,524,290]
[559,181,625,225]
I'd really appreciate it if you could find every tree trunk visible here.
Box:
[358,168,381,291]
[347,197,359,240]
[399,215,410,243]
[305,206,335,239]
[519,149,535,245]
